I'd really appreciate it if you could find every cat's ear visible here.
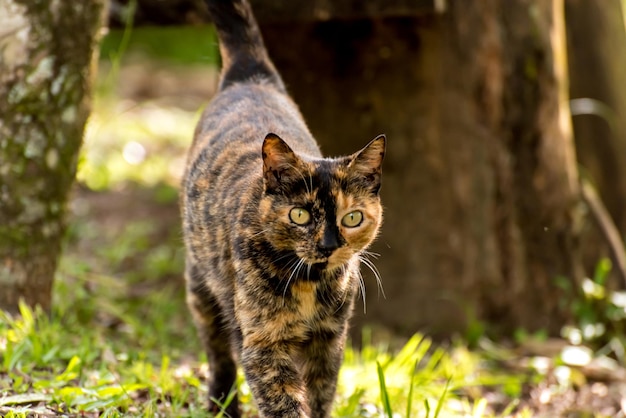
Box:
[262,133,302,192]
[348,134,386,194]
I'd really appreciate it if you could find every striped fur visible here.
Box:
[182,1,385,416]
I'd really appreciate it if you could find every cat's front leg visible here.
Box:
[302,329,347,418]
[240,342,310,417]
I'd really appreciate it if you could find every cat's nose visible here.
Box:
[317,244,338,257]
[318,228,340,257]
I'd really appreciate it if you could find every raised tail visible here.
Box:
[205,0,285,92]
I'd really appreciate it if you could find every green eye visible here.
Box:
[341,211,363,227]
[289,207,311,225]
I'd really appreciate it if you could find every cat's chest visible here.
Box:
[290,281,319,321]
[236,276,350,346]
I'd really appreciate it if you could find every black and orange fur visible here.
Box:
[181,1,385,417]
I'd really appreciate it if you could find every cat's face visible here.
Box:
[259,134,385,272]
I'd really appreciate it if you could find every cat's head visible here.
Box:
[259,133,385,273]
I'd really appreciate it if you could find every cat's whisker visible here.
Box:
[283,258,305,305]
[333,265,351,314]
[356,268,367,314]
[298,260,306,281]
[251,228,270,238]
[359,254,385,300]
[279,255,296,269]
[360,255,384,298]
[333,286,348,314]
[278,257,300,289]
[362,250,381,259]
[286,163,311,195]
[273,252,298,265]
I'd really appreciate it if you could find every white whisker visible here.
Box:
[362,250,381,259]
[282,258,305,306]
[333,264,351,314]
[356,268,367,314]
[273,252,298,265]
[251,228,270,238]
[286,163,311,195]
[359,254,385,300]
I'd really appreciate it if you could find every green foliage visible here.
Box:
[100,26,219,67]
[334,333,528,417]
[1,297,528,417]
[78,98,196,191]
[556,258,626,359]
[376,361,393,418]
[0,250,201,416]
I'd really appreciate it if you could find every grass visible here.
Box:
[0,288,533,417]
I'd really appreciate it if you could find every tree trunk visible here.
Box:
[106,0,441,27]
[261,0,582,336]
[565,0,626,273]
[0,1,107,313]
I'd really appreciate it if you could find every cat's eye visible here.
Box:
[289,207,311,225]
[341,211,363,228]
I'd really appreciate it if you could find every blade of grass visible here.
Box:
[376,361,393,418]
[432,376,452,418]
[213,383,238,418]
[500,398,520,417]
[472,398,487,418]
[406,357,418,418]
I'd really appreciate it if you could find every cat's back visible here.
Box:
[190,82,319,169]
[183,81,319,211]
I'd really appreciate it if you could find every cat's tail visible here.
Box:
[205,0,285,92]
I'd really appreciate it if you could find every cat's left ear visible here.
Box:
[262,133,302,192]
[348,134,386,194]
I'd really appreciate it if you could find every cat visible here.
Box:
[181,1,385,417]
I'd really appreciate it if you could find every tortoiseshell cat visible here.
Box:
[181,1,385,416]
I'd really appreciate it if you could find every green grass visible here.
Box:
[0,288,532,417]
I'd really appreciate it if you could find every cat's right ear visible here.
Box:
[348,134,386,194]
[262,133,300,192]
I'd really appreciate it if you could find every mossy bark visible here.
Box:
[0,1,106,313]
[261,0,582,336]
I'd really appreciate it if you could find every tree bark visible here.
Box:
[0,1,107,313]
[262,0,582,336]
[565,0,626,272]
[106,0,441,27]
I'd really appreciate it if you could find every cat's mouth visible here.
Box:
[311,261,328,269]
[304,261,330,281]
[296,252,346,276]
[310,259,345,274]
[308,253,347,271]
